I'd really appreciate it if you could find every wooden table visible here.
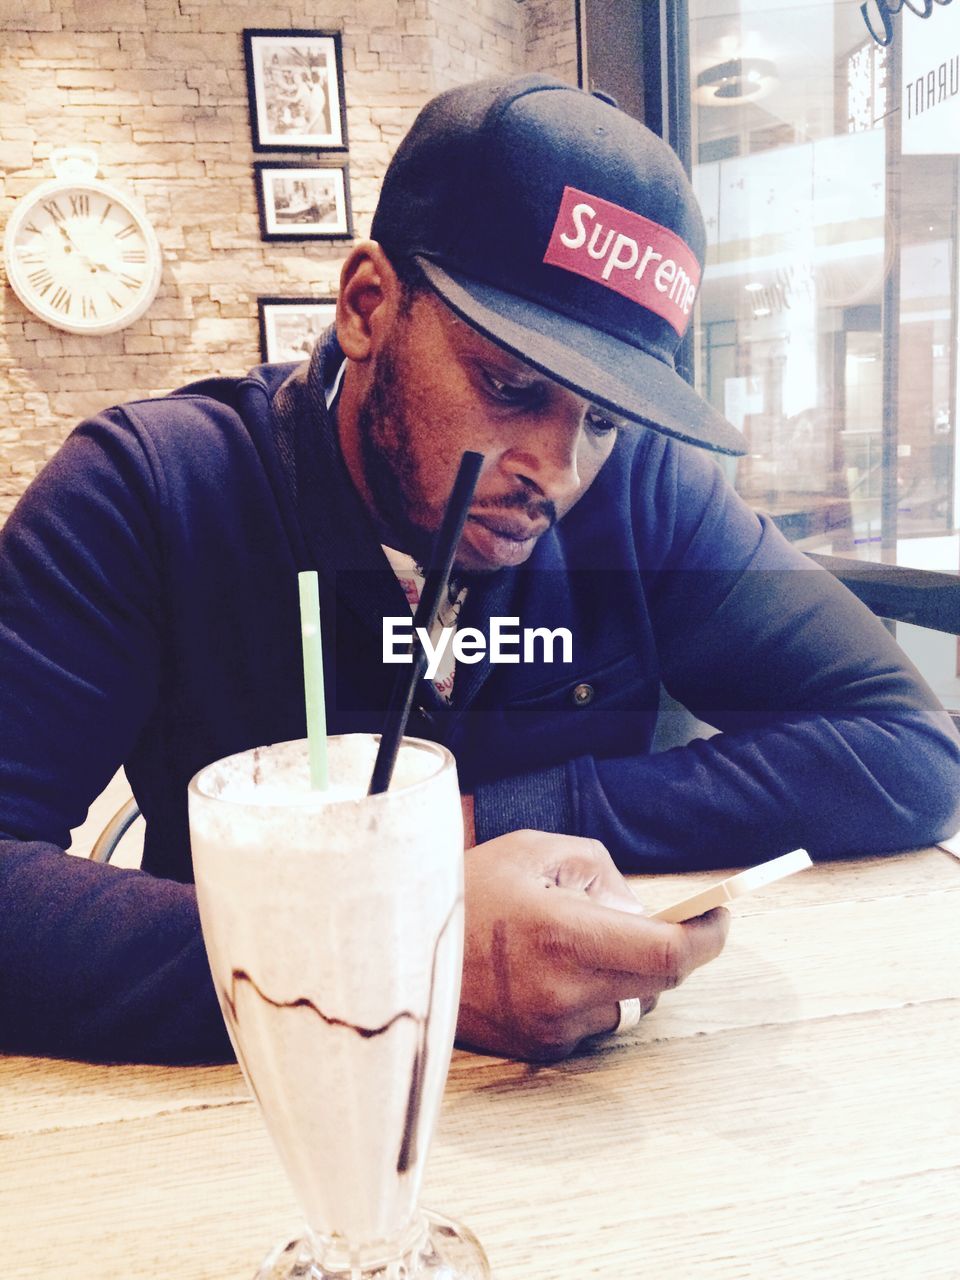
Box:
[3,849,959,1279]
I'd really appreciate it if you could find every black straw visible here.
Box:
[368,450,485,795]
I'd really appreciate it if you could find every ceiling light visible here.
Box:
[695,58,778,107]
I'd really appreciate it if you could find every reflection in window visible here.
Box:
[688,0,960,706]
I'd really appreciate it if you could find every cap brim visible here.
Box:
[415,256,747,457]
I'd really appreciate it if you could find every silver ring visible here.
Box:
[615,997,644,1034]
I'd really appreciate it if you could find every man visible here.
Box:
[1,75,957,1065]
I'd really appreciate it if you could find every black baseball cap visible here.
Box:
[370,74,745,456]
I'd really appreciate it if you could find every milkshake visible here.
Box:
[189,735,485,1279]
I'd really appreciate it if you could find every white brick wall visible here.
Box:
[0,0,576,519]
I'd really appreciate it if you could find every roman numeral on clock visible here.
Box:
[122,250,146,264]
[51,287,72,314]
[119,273,143,291]
[27,267,55,295]
[69,194,91,218]
[43,200,65,224]
[115,223,138,240]
[81,296,97,320]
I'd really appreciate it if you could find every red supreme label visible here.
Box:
[543,186,701,336]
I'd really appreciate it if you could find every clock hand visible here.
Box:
[54,223,115,274]
[55,222,84,253]
[55,222,99,268]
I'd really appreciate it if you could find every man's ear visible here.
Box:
[336,241,403,362]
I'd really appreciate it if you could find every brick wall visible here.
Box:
[0,0,576,520]
[523,0,579,84]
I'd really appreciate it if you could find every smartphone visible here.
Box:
[650,848,813,924]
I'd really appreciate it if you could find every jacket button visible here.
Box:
[571,682,594,707]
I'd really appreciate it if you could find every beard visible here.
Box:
[355,331,438,567]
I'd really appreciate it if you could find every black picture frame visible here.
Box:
[254,161,354,241]
[257,296,338,362]
[243,28,348,153]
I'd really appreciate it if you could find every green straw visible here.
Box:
[298,570,329,790]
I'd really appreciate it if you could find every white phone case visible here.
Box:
[650,849,813,923]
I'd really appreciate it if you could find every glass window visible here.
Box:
[686,0,960,709]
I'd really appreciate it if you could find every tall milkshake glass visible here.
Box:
[189,734,489,1280]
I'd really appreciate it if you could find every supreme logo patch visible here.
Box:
[543,186,701,336]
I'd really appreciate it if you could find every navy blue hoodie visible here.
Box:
[2,337,958,1062]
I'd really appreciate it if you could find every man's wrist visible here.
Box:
[471,764,574,844]
[461,793,476,848]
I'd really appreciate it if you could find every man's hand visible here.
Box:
[461,793,476,848]
[458,829,729,1061]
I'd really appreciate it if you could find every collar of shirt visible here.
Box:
[381,544,467,703]
[324,355,347,412]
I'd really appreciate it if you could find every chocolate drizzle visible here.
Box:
[219,892,463,1176]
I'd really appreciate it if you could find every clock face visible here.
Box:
[4,178,162,335]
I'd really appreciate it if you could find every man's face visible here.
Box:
[353,290,622,573]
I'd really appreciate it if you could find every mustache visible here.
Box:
[472,490,557,526]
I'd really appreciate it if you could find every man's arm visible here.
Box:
[0,842,231,1062]
[472,440,960,869]
[0,411,231,1063]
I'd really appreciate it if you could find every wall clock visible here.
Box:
[3,146,162,336]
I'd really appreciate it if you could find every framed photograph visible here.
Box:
[243,28,348,152]
[257,296,337,363]
[254,162,353,241]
